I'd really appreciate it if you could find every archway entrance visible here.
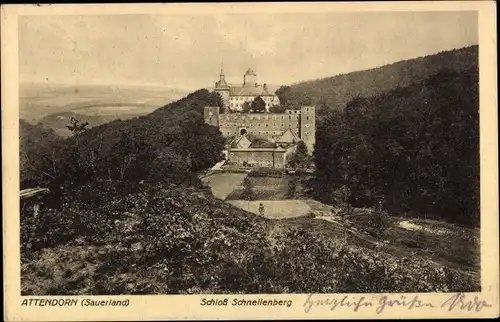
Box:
[240,128,248,135]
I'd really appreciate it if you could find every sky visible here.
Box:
[18,11,478,91]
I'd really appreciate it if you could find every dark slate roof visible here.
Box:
[215,79,229,89]
[229,85,274,96]
[230,134,277,149]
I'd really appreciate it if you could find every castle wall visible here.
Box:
[203,106,316,168]
[229,95,280,111]
[218,112,301,137]
[228,149,287,168]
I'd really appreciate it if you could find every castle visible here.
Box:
[205,66,315,169]
[214,66,280,112]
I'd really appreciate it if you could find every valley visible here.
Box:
[19,82,188,136]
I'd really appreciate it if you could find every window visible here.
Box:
[281,116,284,120]
[230,103,233,107]
[306,116,309,120]
[266,124,268,127]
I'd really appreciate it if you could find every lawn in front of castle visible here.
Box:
[202,168,314,219]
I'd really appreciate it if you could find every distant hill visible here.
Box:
[282,45,478,111]
[20,83,188,135]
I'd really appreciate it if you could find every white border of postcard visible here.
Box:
[2,2,498,321]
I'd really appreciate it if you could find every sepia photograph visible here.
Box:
[2,2,498,321]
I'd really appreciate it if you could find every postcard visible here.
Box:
[2,1,498,321]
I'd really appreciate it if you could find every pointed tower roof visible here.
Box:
[215,63,229,89]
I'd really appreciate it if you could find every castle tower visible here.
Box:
[300,106,316,153]
[214,64,230,111]
[243,68,257,87]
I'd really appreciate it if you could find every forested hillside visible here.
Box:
[314,67,479,226]
[20,89,226,190]
[277,46,478,114]
[20,86,478,294]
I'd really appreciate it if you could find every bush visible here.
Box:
[21,183,479,295]
[248,168,285,178]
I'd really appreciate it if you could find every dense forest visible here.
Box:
[20,47,480,294]
[313,67,479,226]
[276,46,478,114]
[20,89,226,192]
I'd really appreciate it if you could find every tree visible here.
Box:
[242,102,251,113]
[20,120,63,188]
[269,104,286,113]
[241,176,256,201]
[61,117,95,187]
[286,176,298,199]
[275,85,292,108]
[66,117,89,137]
[251,96,266,113]
[286,141,311,170]
[313,68,479,226]
[110,130,139,181]
[331,185,353,218]
[215,92,226,114]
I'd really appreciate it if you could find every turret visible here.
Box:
[214,63,230,111]
[300,106,316,153]
[243,68,257,88]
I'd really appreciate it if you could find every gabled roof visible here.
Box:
[229,85,275,96]
[230,134,277,149]
[276,128,300,144]
[232,135,252,149]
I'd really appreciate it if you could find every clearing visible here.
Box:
[226,200,311,219]
[201,172,248,200]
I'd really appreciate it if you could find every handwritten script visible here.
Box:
[303,293,492,314]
